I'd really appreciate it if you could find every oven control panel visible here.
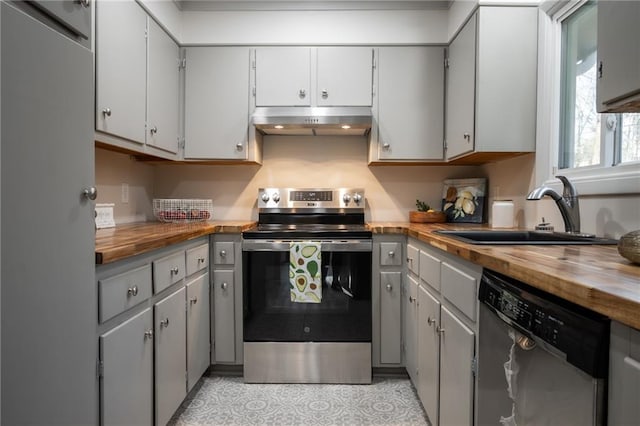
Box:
[258,188,365,210]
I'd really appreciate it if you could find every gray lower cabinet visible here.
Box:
[213,269,236,363]
[404,275,419,383]
[608,321,640,425]
[155,286,187,426]
[100,309,154,426]
[187,273,211,391]
[417,285,440,423]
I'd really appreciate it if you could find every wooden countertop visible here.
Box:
[95,221,255,264]
[96,220,639,329]
[369,222,640,330]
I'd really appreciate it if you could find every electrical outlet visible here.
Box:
[121,183,129,204]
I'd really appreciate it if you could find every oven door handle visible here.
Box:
[242,240,372,252]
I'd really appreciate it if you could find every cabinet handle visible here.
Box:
[221,282,228,290]
[463,133,471,141]
[436,325,445,335]
[82,187,98,201]
[150,126,158,135]
[385,284,393,292]
[382,142,390,150]
[127,285,138,297]
[190,297,198,305]
[298,89,306,98]
[144,329,153,340]
[170,266,179,275]
[78,0,91,7]
[219,250,227,258]
[388,250,395,258]
[597,61,603,79]
[321,89,328,99]
[236,142,244,152]
[197,257,205,263]
[160,318,169,328]
[102,108,111,117]
[427,317,436,326]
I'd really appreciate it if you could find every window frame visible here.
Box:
[536,0,640,195]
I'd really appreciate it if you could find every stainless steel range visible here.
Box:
[242,188,372,384]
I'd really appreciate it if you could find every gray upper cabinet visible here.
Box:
[2,3,97,423]
[446,6,538,161]
[147,18,180,154]
[596,1,640,112]
[154,287,187,426]
[100,309,153,426]
[371,46,444,162]
[184,47,253,160]
[96,0,146,145]
[255,47,373,107]
[31,0,91,41]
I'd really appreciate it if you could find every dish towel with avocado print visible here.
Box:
[289,241,322,303]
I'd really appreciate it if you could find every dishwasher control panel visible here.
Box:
[479,269,610,378]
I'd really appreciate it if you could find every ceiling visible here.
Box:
[175,0,453,12]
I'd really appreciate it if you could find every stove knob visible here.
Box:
[272,192,281,203]
[261,193,270,203]
[342,193,351,205]
[353,193,362,204]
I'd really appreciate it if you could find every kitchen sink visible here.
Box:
[435,230,618,245]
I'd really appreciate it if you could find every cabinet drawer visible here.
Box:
[419,250,441,292]
[441,262,477,321]
[153,251,185,293]
[99,264,152,323]
[186,244,209,276]
[380,242,402,266]
[213,241,234,265]
[407,244,420,275]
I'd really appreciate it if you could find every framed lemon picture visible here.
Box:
[441,178,487,223]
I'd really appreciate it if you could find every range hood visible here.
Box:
[252,106,372,136]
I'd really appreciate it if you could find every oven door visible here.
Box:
[242,239,372,343]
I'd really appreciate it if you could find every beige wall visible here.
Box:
[153,136,483,222]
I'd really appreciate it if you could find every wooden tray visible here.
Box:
[409,210,446,223]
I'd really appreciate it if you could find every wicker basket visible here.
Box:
[153,199,213,223]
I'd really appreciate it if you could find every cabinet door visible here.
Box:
[316,47,373,106]
[407,244,420,275]
[418,286,441,424]
[96,0,146,144]
[2,4,97,423]
[377,46,444,160]
[184,47,250,159]
[155,287,187,426]
[446,13,476,159]
[31,0,91,40]
[213,270,236,362]
[255,47,311,106]
[439,306,475,426]
[100,309,153,426]
[609,321,640,425]
[147,18,179,153]
[380,271,402,364]
[596,1,640,111]
[404,275,419,384]
[187,274,211,391]
[379,242,402,266]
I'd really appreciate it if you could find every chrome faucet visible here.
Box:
[527,176,581,234]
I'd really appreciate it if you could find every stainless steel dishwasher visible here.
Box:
[477,270,609,426]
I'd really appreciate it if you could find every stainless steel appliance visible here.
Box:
[477,270,609,425]
[242,188,372,384]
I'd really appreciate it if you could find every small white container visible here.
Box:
[492,200,515,228]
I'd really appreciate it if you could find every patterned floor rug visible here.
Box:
[169,375,429,426]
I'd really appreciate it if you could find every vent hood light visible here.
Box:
[252,106,372,136]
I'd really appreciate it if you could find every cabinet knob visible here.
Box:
[388,250,395,258]
[221,282,228,290]
[463,133,471,141]
[236,142,244,151]
[102,108,112,117]
[79,0,91,7]
[220,250,227,258]
[160,318,169,328]
[150,126,158,135]
[427,317,436,326]
[409,295,416,303]
[298,89,306,99]
[170,266,179,275]
[407,257,412,263]
[197,257,205,263]
[382,142,391,150]
[436,325,445,335]
[598,61,603,79]
[190,297,198,305]
[321,89,328,99]
[385,284,393,292]
[82,187,98,201]
[127,285,138,297]
[144,329,153,340]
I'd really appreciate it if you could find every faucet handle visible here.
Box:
[556,175,578,200]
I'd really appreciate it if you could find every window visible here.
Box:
[559,1,640,171]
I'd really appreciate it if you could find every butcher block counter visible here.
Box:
[370,222,640,330]
[96,220,639,329]
[95,221,255,264]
